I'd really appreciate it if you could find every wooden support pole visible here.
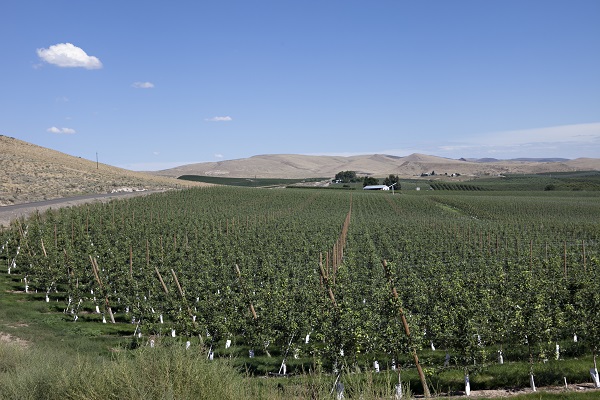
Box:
[582,240,586,273]
[129,245,133,279]
[89,255,115,323]
[319,258,337,308]
[382,259,430,398]
[41,239,47,258]
[171,268,184,297]
[564,241,567,279]
[155,267,169,295]
[235,264,258,320]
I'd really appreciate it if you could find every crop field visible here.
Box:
[178,175,327,187]
[1,187,599,398]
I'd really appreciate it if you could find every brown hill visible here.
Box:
[0,135,204,206]
[153,153,600,179]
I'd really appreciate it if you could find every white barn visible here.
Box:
[363,185,389,190]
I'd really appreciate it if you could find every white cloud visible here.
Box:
[214,153,224,158]
[205,116,232,122]
[153,151,160,156]
[473,123,600,146]
[132,81,154,89]
[37,43,102,69]
[429,123,600,159]
[47,126,76,134]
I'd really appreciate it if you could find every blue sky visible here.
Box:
[1,1,599,170]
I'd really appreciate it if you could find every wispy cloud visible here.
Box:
[47,126,76,134]
[132,81,154,89]
[310,123,600,160]
[473,123,600,146]
[205,116,232,122]
[431,123,600,159]
[37,43,102,69]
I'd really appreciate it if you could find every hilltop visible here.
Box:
[0,135,203,206]
[152,153,600,179]
[2,136,599,207]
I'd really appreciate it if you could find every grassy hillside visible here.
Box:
[153,152,600,180]
[0,135,205,206]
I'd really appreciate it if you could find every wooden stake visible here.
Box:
[129,245,133,279]
[319,259,337,308]
[155,267,169,295]
[171,268,184,297]
[582,240,586,273]
[564,241,567,279]
[41,239,47,258]
[382,259,431,398]
[89,256,115,323]
[235,264,258,320]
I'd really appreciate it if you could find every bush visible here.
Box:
[0,342,250,400]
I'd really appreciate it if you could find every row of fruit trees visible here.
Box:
[1,187,599,395]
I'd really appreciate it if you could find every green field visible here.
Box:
[178,174,327,187]
[1,186,600,398]
[453,171,600,191]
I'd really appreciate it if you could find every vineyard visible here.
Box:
[1,187,600,397]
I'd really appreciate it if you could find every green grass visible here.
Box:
[2,185,600,398]
[0,342,251,400]
[179,171,600,192]
[1,272,599,400]
[177,175,326,187]
[469,171,600,191]
[393,171,600,192]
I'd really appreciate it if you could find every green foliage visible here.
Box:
[362,176,379,186]
[1,187,600,395]
[0,342,250,400]
[382,174,400,189]
[429,182,486,191]
[335,170,360,183]
[177,175,324,187]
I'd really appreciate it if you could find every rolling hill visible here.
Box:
[2,135,600,206]
[0,135,203,206]
[152,153,600,180]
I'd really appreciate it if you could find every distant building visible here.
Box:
[363,185,389,191]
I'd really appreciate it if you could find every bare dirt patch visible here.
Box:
[0,332,30,348]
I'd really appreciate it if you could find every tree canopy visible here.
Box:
[363,176,379,186]
[383,174,400,189]
[334,171,360,183]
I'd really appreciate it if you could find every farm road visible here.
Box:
[0,190,163,228]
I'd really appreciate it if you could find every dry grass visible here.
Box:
[0,135,207,206]
[152,153,600,179]
[2,135,599,204]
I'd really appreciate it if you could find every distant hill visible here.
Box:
[461,157,570,163]
[153,153,600,180]
[3,135,599,206]
[0,135,203,206]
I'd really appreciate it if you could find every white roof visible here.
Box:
[363,185,389,190]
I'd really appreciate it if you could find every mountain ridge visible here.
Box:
[152,153,600,179]
[2,135,599,206]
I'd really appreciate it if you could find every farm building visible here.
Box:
[363,185,389,190]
